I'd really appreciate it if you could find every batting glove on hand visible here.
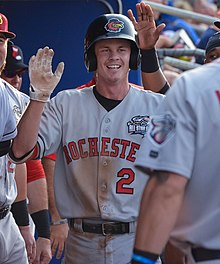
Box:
[29,46,64,102]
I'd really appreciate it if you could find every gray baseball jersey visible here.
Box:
[135,58,220,249]
[0,79,29,207]
[35,86,164,221]
[0,80,17,142]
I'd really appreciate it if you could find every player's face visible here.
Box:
[1,70,24,91]
[0,34,7,73]
[205,47,220,64]
[95,39,131,84]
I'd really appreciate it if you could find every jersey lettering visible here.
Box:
[110,138,120,157]
[120,140,130,159]
[101,137,110,156]
[78,139,88,158]
[63,137,140,164]
[88,137,99,157]
[63,145,72,164]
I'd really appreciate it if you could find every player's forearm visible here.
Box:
[28,178,48,213]
[142,70,168,93]
[41,157,60,221]
[141,48,170,93]
[14,163,27,201]
[134,172,187,254]
[11,100,45,159]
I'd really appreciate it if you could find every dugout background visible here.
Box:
[0,0,141,97]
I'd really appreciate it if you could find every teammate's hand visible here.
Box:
[29,46,64,102]
[50,222,69,259]
[33,237,52,264]
[19,225,36,263]
[127,2,165,50]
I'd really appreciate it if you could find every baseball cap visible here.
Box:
[0,13,16,39]
[4,42,28,74]
[205,31,220,55]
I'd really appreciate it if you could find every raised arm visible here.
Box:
[10,47,64,162]
[128,2,169,93]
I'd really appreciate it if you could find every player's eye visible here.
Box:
[100,48,109,53]
[209,54,218,61]
[0,37,6,44]
[119,47,127,52]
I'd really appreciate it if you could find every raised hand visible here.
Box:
[127,2,165,50]
[29,46,64,102]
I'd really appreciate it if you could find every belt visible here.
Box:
[0,205,10,220]
[69,219,130,236]
[192,247,220,262]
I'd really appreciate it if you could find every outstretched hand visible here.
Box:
[29,46,64,102]
[127,2,165,50]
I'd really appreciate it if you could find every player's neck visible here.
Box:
[95,79,130,100]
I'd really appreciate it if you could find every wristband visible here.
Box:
[141,48,159,73]
[8,146,35,164]
[51,218,68,225]
[31,209,50,239]
[131,248,159,264]
[11,199,29,226]
[29,85,51,103]
[158,82,170,94]
[0,140,11,157]
[132,254,156,264]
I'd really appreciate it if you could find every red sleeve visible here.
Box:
[26,159,46,183]
[44,153,57,161]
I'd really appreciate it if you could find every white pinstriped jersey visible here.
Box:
[135,58,220,249]
[0,79,29,207]
[0,81,16,142]
[36,85,164,221]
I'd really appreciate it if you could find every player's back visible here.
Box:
[166,58,220,248]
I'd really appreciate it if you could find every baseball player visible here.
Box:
[204,30,220,64]
[131,43,220,264]
[161,28,220,264]
[9,3,166,263]
[0,13,29,264]
[0,84,17,151]
[0,41,52,263]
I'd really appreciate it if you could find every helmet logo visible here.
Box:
[104,18,124,33]
[12,46,22,61]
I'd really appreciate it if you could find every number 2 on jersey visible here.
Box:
[116,168,134,194]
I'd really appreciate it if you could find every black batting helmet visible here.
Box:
[84,14,140,72]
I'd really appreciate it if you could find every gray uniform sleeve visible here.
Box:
[135,75,196,179]
[37,95,63,158]
[0,86,17,142]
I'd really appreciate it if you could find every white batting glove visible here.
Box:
[29,46,64,102]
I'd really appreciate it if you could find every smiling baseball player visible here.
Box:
[9,3,167,263]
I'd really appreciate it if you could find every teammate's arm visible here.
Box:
[128,2,169,94]
[131,170,188,263]
[28,177,52,264]
[41,155,69,260]
[12,163,36,263]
